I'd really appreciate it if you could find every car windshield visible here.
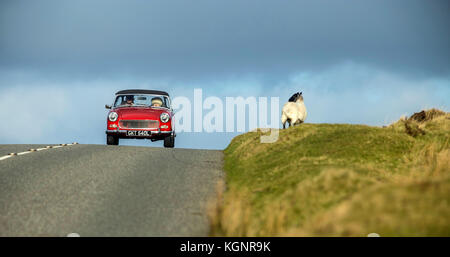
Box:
[114,94,170,108]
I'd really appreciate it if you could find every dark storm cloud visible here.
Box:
[1,0,449,81]
[1,0,449,148]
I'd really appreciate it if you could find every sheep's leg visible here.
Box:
[281,113,288,129]
[294,120,303,126]
[290,116,298,127]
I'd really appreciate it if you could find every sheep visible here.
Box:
[281,92,307,129]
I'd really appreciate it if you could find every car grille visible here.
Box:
[119,120,159,129]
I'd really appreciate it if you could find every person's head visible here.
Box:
[125,95,134,105]
[151,97,163,107]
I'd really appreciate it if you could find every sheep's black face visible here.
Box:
[289,92,300,102]
[289,92,303,102]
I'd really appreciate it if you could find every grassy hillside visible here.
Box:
[209,109,450,236]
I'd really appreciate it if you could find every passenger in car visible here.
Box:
[151,97,163,107]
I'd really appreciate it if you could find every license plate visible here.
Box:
[126,131,150,137]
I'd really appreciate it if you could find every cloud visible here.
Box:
[273,62,450,125]
[0,72,241,148]
[1,0,449,80]
[0,86,67,143]
[0,63,448,149]
[1,0,448,148]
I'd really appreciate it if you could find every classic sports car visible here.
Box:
[105,89,175,147]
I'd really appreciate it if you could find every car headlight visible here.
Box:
[108,112,118,122]
[160,113,170,123]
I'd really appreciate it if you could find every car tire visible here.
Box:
[107,135,119,145]
[164,135,175,148]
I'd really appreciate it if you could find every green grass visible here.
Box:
[209,110,450,236]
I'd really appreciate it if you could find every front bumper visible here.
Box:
[106,129,175,140]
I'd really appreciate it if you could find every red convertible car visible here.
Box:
[105,89,175,147]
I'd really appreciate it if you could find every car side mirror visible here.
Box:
[105,104,112,109]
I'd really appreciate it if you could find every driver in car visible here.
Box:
[125,95,134,106]
[151,97,163,107]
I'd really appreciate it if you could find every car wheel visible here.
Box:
[107,135,119,145]
[164,135,175,148]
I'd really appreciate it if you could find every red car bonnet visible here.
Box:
[114,107,169,120]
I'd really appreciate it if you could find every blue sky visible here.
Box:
[0,0,449,149]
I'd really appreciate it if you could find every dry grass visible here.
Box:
[292,143,450,236]
[209,109,450,236]
[389,108,450,137]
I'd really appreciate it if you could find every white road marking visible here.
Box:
[0,143,78,162]
[17,151,31,156]
[0,155,12,161]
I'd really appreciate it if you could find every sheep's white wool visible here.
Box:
[281,97,307,128]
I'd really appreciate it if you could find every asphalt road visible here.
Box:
[0,144,223,236]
